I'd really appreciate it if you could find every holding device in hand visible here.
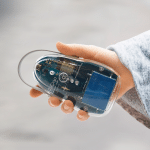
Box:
[18,42,135,121]
[18,49,120,117]
[33,53,120,116]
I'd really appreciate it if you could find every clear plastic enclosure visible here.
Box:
[18,50,121,117]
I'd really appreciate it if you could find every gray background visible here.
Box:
[0,0,150,150]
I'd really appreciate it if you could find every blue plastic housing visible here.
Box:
[82,71,116,111]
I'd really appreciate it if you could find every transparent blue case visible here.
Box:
[18,50,121,117]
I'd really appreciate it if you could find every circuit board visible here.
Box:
[34,56,118,115]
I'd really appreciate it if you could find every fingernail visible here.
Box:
[78,115,83,119]
[64,104,69,110]
[49,101,55,107]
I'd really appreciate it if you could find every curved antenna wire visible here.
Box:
[18,50,62,94]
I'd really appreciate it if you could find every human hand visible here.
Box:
[30,42,135,121]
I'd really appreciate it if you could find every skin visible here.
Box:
[30,42,135,121]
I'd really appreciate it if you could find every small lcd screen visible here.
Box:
[82,71,116,111]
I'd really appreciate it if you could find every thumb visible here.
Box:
[56,41,119,69]
[56,41,101,60]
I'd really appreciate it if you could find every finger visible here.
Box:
[48,96,62,107]
[61,100,74,114]
[77,110,89,121]
[56,42,117,64]
[56,41,98,59]
[30,88,43,98]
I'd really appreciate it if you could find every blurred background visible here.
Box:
[0,0,150,150]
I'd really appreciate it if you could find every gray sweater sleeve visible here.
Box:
[107,30,150,120]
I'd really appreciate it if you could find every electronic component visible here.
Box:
[70,78,74,83]
[75,80,79,86]
[36,64,42,71]
[50,70,55,75]
[18,50,121,117]
[59,72,69,83]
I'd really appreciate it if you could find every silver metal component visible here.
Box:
[75,64,82,78]
[110,72,113,78]
[83,106,88,112]
[75,80,79,86]
[70,78,74,83]
[59,72,68,83]
[96,108,99,113]
[76,96,82,101]
[87,73,92,76]
[99,66,104,71]
[50,70,55,75]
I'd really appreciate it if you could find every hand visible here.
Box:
[30,42,135,121]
